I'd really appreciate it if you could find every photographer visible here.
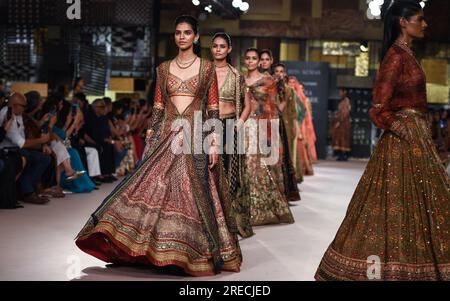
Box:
[0,110,26,209]
[0,93,51,205]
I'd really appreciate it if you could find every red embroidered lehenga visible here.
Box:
[75,59,242,276]
[315,42,450,281]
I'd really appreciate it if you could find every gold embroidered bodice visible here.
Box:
[219,67,237,104]
[167,73,199,98]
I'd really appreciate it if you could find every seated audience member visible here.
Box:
[53,100,94,193]
[83,99,117,183]
[0,93,52,205]
[0,114,25,209]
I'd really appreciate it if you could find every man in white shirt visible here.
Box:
[0,93,52,204]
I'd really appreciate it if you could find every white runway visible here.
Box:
[0,160,367,281]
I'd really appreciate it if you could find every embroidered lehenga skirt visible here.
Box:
[279,118,302,201]
[221,115,254,238]
[76,101,242,276]
[331,118,352,152]
[297,139,314,176]
[242,116,295,226]
[315,109,450,281]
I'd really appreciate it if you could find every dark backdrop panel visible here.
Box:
[348,88,373,158]
[79,44,107,95]
[2,0,154,26]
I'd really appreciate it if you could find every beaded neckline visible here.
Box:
[395,40,414,56]
[394,40,425,77]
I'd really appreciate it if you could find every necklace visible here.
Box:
[175,56,197,69]
[395,39,424,75]
[396,38,411,47]
[177,56,196,65]
[215,63,228,69]
[246,74,263,83]
[395,39,414,56]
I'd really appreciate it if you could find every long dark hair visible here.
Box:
[73,77,83,90]
[175,15,201,56]
[57,100,71,129]
[212,32,232,64]
[381,0,422,60]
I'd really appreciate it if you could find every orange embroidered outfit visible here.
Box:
[315,42,450,281]
[75,59,242,276]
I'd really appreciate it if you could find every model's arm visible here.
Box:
[142,68,165,158]
[238,85,251,128]
[207,71,220,169]
[369,50,402,131]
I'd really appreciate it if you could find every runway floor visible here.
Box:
[0,160,367,281]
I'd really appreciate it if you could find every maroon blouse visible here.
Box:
[369,42,427,130]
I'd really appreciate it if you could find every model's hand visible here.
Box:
[146,129,153,140]
[209,146,218,169]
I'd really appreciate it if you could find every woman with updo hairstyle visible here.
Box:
[315,0,450,281]
[210,32,252,237]
[240,47,297,228]
[76,15,242,277]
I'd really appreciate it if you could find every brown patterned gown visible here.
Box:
[75,59,242,276]
[315,42,450,281]
[331,97,352,153]
[243,74,296,226]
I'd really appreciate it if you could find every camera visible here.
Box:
[6,106,12,120]
[71,103,79,117]
[49,106,56,118]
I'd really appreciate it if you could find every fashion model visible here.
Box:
[75,15,242,277]
[211,32,253,238]
[316,1,450,281]
[242,48,295,226]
